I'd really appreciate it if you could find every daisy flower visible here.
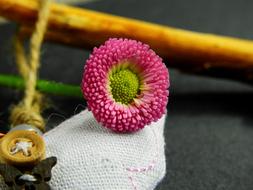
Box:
[82,38,169,132]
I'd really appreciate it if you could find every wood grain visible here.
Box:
[1,0,253,82]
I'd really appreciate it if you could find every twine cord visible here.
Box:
[10,0,51,132]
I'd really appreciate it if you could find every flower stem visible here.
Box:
[0,74,83,98]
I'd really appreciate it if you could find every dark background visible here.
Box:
[1,0,253,189]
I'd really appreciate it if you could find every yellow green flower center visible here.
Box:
[109,69,140,104]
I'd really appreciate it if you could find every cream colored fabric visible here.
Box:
[0,110,166,189]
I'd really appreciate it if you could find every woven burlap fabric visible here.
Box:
[0,110,166,189]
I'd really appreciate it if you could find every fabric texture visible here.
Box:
[0,110,166,190]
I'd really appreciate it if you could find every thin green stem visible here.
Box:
[0,74,83,98]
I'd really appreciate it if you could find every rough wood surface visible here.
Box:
[1,0,253,82]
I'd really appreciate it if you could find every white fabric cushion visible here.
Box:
[0,110,166,190]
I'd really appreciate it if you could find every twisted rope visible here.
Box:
[10,0,51,132]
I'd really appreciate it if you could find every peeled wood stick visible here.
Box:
[1,0,253,82]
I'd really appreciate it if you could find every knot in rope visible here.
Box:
[10,0,51,132]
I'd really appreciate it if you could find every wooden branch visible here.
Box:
[1,0,253,82]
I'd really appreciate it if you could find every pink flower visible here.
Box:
[82,38,169,132]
